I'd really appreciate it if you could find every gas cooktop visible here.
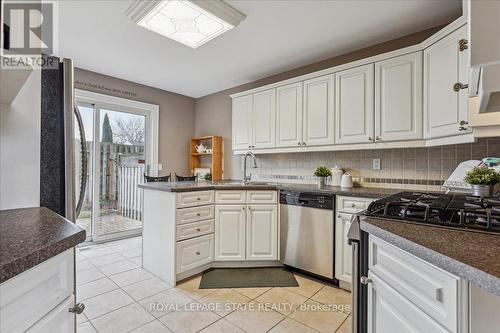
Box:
[365,192,500,234]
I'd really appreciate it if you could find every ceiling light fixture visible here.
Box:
[126,0,245,49]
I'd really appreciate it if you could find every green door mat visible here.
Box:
[199,267,299,289]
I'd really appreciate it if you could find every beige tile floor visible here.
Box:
[76,237,352,333]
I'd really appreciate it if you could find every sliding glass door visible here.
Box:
[75,90,158,242]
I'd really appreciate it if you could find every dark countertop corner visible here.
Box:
[0,207,86,283]
[360,217,500,297]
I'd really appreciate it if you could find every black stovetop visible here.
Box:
[365,192,500,234]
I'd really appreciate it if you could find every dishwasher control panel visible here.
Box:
[280,191,334,210]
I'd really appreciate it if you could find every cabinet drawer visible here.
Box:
[176,219,214,241]
[177,190,214,208]
[176,205,214,225]
[0,250,74,333]
[215,190,246,204]
[246,190,277,204]
[337,196,373,213]
[27,296,75,333]
[369,236,460,332]
[176,234,214,273]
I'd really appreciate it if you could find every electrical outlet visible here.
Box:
[372,159,381,170]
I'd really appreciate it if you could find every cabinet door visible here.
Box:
[335,212,352,283]
[303,75,335,146]
[246,205,278,260]
[26,296,75,333]
[276,82,303,147]
[368,272,448,333]
[253,89,276,149]
[232,95,253,150]
[335,64,375,144]
[215,205,246,261]
[424,25,469,139]
[375,52,423,142]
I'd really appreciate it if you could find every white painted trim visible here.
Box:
[234,140,428,155]
[230,18,467,99]
[425,133,475,147]
[75,89,159,175]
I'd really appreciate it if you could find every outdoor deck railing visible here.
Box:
[118,165,145,221]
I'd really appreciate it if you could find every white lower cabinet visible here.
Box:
[246,205,278,260]
[215,205,246,261]
[368,272,448,333]
[27,296,75,333]
[0,250,75,333]
[368,235,467,333]
[335,212,353,283]
[177,234,215,273]
[214,191,278,262]
[335,196,373,287]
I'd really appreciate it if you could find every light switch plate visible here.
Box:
[372,159,381,170]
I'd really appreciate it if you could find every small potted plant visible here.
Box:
[314,166,331,188]
[204,172,212,181]
[464,166,500,197]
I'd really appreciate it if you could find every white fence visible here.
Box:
[118,165,145,221]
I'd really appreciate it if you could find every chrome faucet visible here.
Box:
[243,151,258,183]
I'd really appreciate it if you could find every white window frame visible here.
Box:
[75,89,159,242]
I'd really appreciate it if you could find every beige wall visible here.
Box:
[194,25,447,179]
[75,68,195,176]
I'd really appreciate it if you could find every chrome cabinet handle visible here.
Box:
[459,127,468,131]
[69,303,85,314]
[368,137,373,141]
[360,276,372,285]
[298,142,301,146]
[453,82,468,92]
[302,142,306,146]
[375,136,380,141]
[459,120,468,126]
[196,251,200,255]
[197,197,201,201]
[196,228,201,232]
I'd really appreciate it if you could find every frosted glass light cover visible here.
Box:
[138,0,234,48]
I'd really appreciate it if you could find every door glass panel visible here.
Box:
[96,109,146,237]
[75,104,94,237]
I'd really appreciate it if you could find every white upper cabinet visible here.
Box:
[253,89,276,149]
[303,75,335,146]
[232,95,253,150]
[276,82,303,148]
[375,52,423,142]
[335,64,375,144]
[424,25,469,139]
[246,205,278,260]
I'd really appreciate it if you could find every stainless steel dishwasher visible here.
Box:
[280,191,336,282]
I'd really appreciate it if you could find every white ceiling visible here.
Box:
[58,0,461,98]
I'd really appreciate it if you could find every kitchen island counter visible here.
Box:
[138,180,403,199]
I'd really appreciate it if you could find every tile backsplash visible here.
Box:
[245,138,500,191]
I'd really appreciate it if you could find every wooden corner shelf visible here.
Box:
[189,136,223,181]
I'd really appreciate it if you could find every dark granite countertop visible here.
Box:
[138,180,403,199]
[0,207,86,283]
[361,217,500,296]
